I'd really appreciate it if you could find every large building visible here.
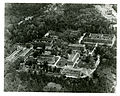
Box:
[6,46,33,62]
[37,55,55,64]
[82,33,116,47]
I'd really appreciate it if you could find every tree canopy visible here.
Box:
[5,3,113,44]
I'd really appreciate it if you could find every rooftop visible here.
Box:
[68,44,85,47]
[82,33,116,46]
[88,33,115,40]
[37,55,55,64]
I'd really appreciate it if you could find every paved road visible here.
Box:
[53,56,61,66]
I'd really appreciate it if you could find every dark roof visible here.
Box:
[34,42,45,47]
[40,37,53,42]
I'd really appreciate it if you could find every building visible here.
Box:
[67,50,80,66]
[6,46,33,63]
[45,42,52,51]
[37,55,55,64]
[82,33,116,47]
[68,44,85,51]
[40,37,53,44]
[109,23,117,32]
[61,55,100,78]
[6,49,22,62]
[55,57,67,68]
[19,48,33,60]
[44,32,50,37]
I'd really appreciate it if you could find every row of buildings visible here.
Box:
[81,33,116,47]
[5,28,116,79]
[43,32,116,78]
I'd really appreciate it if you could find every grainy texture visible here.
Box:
[4,3,117,92]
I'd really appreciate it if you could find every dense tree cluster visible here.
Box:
[5,3,113,44]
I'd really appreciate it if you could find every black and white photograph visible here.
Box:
[4,2,117,93]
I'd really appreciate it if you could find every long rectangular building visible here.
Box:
[82,33,116,47]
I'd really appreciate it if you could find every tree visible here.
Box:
[25,43,31,48]
[67,48,72,54]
